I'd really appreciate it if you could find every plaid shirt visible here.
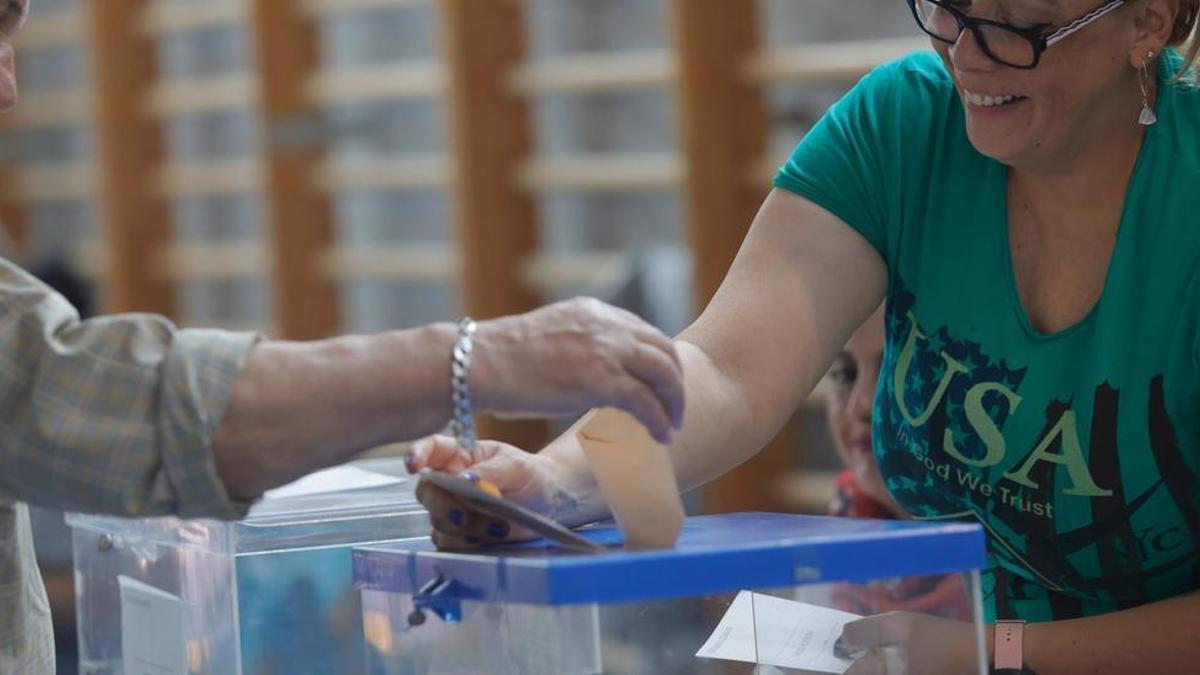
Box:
[0,258,257,673]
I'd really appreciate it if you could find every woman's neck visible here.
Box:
[1009,74,1154,209]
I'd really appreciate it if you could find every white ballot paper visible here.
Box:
[263,464,404,500]
[696,591,860,674]
[119,575,186,675]
[576,407,685,548]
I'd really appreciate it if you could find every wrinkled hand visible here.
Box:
[471,297,684,444]
[841,612,979,675]
[407,435,582,550]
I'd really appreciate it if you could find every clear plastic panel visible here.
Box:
[747,572,986,675]
[73,526,238,675]
[363,571,985,675]
[70,459,426,674]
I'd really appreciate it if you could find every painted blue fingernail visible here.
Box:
[465,535,482,545]
[487,522,509,539]
[833,637,848,659]
[448,509,464,526]
[833,637,864,660]
[460,471,481,483]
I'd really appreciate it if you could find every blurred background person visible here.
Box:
[825,306,971,620]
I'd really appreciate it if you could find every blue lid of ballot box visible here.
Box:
[353,513,986,607]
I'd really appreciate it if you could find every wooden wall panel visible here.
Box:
[439,0,547,449]
[86,0,173,315]
[251,0,339,340]
[672,0,797,513]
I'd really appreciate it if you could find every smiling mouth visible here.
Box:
[961,88,1028,108]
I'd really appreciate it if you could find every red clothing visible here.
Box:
[829,470,973,620]
[829,470,894,520]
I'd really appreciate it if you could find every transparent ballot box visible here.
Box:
[67,459,428,675]
[354,512,988,675]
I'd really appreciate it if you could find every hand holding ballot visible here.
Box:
[411,408,686,551]
[838,611,980,675]
[409,436,575,550]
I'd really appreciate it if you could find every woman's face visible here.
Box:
[931,0,1144,168]
[825,306,898,510]
[0,1,28,111]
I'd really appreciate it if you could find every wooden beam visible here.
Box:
[300,0,429,17]
[154,242,268,281]
[320,246,458,283]
[155,158,261,198]
[250,0,339,340]
[518,153,683,192]
[138,0,248,36]
[86,0,174,315]
[10,162,96,202]
[319,245,630,292]
[144,73,255,118]
[2,87,92,129]
[672,0,797,514]
[520,251,628,291]
[312,155,450,192]
[15,5,84,50]
[746,37,929,84]
[305,62,445,105]
[439,0,546,449]
[509,50,674,95]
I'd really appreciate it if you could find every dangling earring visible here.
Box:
[1139,50,1158,127]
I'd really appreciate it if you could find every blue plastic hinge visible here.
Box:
[408,574,463,626]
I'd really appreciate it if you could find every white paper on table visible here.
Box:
[263,465,404,500]
[119,575,186,675]
[695,591,860,674]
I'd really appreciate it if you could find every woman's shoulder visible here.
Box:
[861,50,956,98]
[846,50,961,129]
[1164,51,1200,118]
[1163,55,1200,177]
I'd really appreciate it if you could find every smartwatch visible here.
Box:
[993,620,1037,675]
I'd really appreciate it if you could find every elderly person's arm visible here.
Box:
[0,258,683,518]
[212,297,684,502]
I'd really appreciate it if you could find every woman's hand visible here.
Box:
[471,297,684,445]
[841,611,979,675]
[407,435,589,550]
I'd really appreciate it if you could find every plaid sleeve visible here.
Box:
[0,258,259,520]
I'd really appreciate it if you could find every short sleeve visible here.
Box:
[773,55,933,265]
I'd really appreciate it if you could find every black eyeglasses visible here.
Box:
[907,0,1126,69]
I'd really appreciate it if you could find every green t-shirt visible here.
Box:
[775,51,1200,622]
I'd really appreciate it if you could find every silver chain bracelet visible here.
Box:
[449,317,477,452]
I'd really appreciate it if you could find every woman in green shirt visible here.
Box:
[415,1,1200,673]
